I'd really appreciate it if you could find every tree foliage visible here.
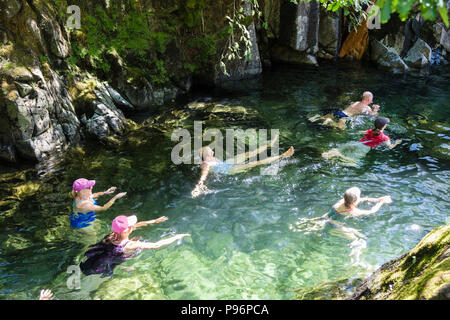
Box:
[310,0,449,27]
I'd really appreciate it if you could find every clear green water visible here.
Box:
[0,63,449,299]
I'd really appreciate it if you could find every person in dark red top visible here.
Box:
[358,117,402,149]
[322,117,402,165]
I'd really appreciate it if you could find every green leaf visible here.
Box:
[379,0,393,24]
[438,0,450,27]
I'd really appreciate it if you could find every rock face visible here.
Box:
[370,39,409,73]
[318,9,341,58]
[279,0,320,53]
[270,44,318,66]
[212,2,262,84]
[351,223,450,300]
[0,67,81,162]
[0,1,132,163]
[380,32,405,56]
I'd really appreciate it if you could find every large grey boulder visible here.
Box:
[121,79,155,110]
[318,9,340,57]
[279,0,320,53]
[370,39,409,73]
[433,23,450,52]
[85,82,128,140]
[404,38,432,68]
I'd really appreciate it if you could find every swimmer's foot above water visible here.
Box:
[281,146,294,158]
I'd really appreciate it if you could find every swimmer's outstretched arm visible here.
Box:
[351,197,391,216]
[92,187,117,198]
[134,216,168,229]
[192,165,210,198]
[384,139,402,149]
[129,234,190,250]
[76,192,127,212]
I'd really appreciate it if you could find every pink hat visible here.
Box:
[112,215,137,234]
[72,178,96,192]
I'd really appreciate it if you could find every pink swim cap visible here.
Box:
[112,215,137,234]
[72,178,96,192]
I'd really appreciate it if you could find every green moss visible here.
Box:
[353,223,450,300]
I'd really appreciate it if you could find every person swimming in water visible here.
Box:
[70,178,127,229]
[191,135,294,197]
[308,91,380,130]
[327,187,392,220]
[327,187,391,266]
[322,117,402,165]
[80,215,189,277]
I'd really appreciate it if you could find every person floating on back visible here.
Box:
[80,215,190,277]
[308,91,380,130]
[322,117,402,165]
[70,178,127,229]
[192,134,294,197]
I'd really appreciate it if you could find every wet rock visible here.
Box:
[121,79,154,110]
[102,82,134,111]
[270,44,318,66]
[370,39,409,73]
[85,82,127,140]
[350,223,450,300]
[381,32,405,56]
[404,38,432,68]
[14,81,34,97]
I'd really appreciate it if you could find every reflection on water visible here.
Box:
[0,63,449,299]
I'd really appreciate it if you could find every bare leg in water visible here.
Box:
[230,146,294,174]
[322,148,358,166]
[226,133,279,165]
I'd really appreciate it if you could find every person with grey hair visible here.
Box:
[327,187,392,219]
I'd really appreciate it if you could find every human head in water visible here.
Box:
[362,91,373,104]
[111,215,137,240]
[344,187,361,208]
[373,117,390,135]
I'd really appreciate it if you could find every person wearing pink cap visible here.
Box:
[70,178,127,229]
[80,215,190,277]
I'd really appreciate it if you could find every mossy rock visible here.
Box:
[296,278,364,300]
[12,181,41,200]
[351,223,450,300]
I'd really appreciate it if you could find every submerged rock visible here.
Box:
[350,223,450,300]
